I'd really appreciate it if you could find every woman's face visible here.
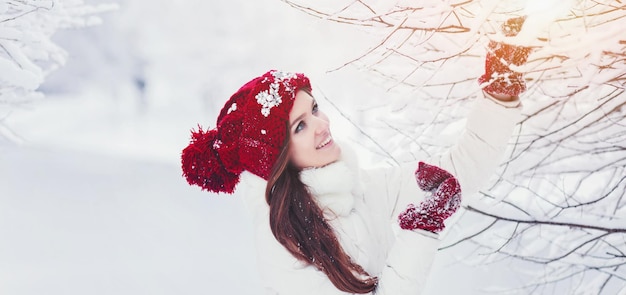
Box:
[288,90,341,169]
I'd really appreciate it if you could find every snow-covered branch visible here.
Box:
[284,0,626,293]
[0,0,116,141]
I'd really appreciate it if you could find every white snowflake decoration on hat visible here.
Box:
[255,70,297,117]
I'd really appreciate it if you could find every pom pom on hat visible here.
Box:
[181,126,241,194]
[181,70,311,194]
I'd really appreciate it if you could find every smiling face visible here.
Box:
[288,90,341,169]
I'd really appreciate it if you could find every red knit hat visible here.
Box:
[181,70,311,194]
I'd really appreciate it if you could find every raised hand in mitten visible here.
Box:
[398,162,462,233]
[478,16,533,97]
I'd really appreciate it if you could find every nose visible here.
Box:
[312,116,329,135]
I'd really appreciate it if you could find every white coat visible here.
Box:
[239,93,522,294]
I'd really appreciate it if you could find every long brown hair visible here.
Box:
[265,126,378,293]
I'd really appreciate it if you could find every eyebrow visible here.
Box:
[289,99,316,129]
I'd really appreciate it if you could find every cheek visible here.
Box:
[288,132,317,168]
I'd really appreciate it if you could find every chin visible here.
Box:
[314,155,342,169]
[335,149,342,162]
[327,144,342,162]
[297,146,343,169]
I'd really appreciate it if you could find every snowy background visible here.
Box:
[1,0,624,294]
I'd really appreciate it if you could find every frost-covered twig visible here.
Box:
[0,0,117,142]
[287,0,626,293]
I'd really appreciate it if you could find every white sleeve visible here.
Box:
[375,228,440,295]
[428,93,521,203]
[349,168,441,295]
[362,94,520,219]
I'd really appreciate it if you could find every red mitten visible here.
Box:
[398,163,462,233]
[478,16,533,97]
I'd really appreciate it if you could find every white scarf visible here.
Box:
[299,157,358,219]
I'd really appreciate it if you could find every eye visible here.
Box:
[312,103,319,114]
[295,121,305,133]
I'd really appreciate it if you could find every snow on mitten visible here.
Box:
[414,161,454,191]
[478,16,533,97]
[398,163,462,233]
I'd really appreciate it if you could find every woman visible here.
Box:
[182,18,530,295]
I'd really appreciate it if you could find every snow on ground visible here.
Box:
[0,145,259,295]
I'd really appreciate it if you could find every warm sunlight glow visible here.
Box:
[512,0,578,44]
[524,0,575,21]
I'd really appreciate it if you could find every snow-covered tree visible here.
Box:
[282,0,626,293]
[0,0,115,141]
